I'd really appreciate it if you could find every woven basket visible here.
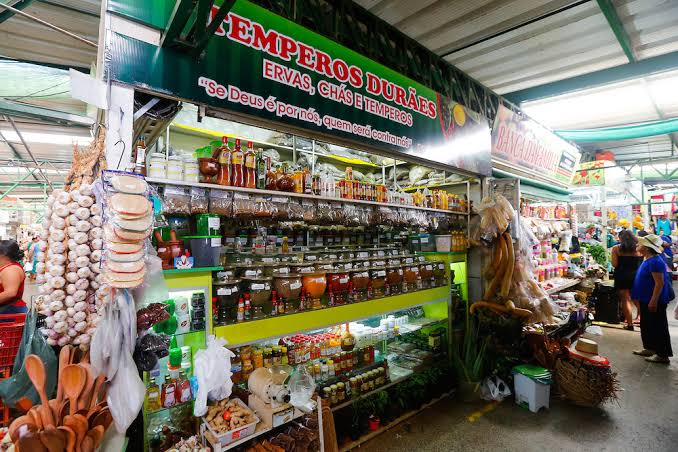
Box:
[555,358,619,407]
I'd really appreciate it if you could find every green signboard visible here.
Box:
[108,0,491,176]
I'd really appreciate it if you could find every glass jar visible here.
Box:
[368,257,387,268]
[403,264,420,292]
[349,269,370,302]
[241,276,272,312]
[214,265,236,282]
[235,263,263,279]
[148,153,166,179]
[272,271,303,302]
[334,260,355,272]
[313,260,336,272]
[213,279,241,325]
[291,263,315,275]
[301,271,327,309]
[386,265,403,295]
[419,262,434,288]
[369,267,387,298]
[326,270,350,305]
[253,348,264,368]
[303,251,322,263]
[432,261,447,286]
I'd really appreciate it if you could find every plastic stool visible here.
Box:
[512,364,552,413]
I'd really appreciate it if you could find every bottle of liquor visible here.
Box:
[244,141,256,188]
[244,293,252,320]
[256,149,267,189]
[237,296,245,323]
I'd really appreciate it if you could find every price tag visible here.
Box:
[420,237,428,244]
[252,283,265,290]
[290,281,301,290]
[217,287,232,296]
[426,265,433,271]
[306,255,317,261]
[377,271,386,277]
[208,217,220,229]
[262,257,274,263]
[211,238,222,247]
[339,277,349,284]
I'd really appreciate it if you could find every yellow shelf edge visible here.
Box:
[213,286,449,346]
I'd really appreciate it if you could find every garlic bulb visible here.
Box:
[64,296,75,307]
[66,284,77,295]
[76,220,91,233]
[74,232,88,245]
[77,267,91,279]
[75,207,90,220]
[91,238,103,250]
[68,201,79,214]
[74,279,89,291]
[57,191,71,204]
[90,215,103,227]
[78,196,93,208]
[75,256,89,268]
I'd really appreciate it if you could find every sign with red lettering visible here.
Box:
[492,105,581,185]
[107,0,492,176]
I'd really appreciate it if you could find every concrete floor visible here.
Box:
[360,301,678,452]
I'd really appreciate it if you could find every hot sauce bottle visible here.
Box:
[216,136,232,186]
[244,141,256,188]
[231,138,245,187]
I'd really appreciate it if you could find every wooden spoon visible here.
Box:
[48,399,60,425]
[58,399,70,425]
[8,415,36,443]
[89,375,106,410]
[57,426,76,452]
[90,407,112,430]
[61,364,86,416]
[78,365,95,411]
[17,431,46,452]
[85,406,100,428]
[57,345,72,402]
[25,355,56,427]
[64,415,86,452]
[40,426,65,452]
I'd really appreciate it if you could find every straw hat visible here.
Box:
[567,338,610,367]
[638,234,664,254]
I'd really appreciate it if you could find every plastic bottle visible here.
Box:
[231,138,245,187]
[216,136,232,186]
[244,141,256,188]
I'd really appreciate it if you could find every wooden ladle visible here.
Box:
[61,364,86,416]
[57,345,72,402]
[25,354,56,427]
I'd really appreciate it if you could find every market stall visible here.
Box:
[0,1,493,451]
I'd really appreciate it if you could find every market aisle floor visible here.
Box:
[359,301,678,452]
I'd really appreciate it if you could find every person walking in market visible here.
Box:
[0,239,28,315]
[611,230,642,330]
[631,234,673,363]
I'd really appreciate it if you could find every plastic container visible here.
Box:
[419,234,436,252]
[201,398,260,447]
[435,234,451,252]
[181,235,222,267]
[183,155,199,183]
[196,213,221,236]
[167,155,184,181]
[512,365,552,413]
[148,153,167,179]
[407,235,421,253]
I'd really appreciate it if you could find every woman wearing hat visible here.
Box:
[631,234,673,363]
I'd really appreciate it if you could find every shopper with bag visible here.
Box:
[0,240,28,315]
[631,234,673,363]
